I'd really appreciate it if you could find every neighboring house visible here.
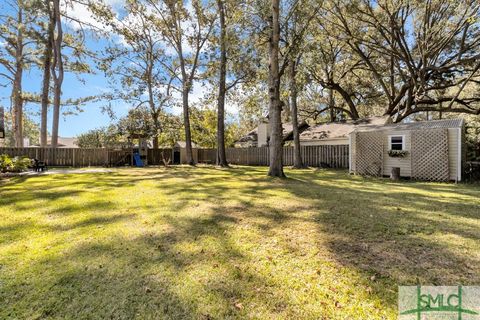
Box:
[235,116,387,148]
[235,120,310,148]
[349,118,465,182]
[300,116,390,146]
[33,136,79,148]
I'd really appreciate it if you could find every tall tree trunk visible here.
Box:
[182,86,194,165]
[267,0,285,177]
[328,88,335,122]
[178,34,194,166]
[40,2,55,147]
[0,107,5,143]
[216,0,228,167]
[12,3,24,147]
[146,65,159,150]
[290,61,304,169]
[51,0,63,147]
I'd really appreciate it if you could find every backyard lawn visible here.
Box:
[1,166,479,319]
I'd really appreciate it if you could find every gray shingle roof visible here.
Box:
[354,118,464,132]
[237,127,258,143]
[300,116,390,140]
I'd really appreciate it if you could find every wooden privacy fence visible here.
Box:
[0,147,111,167]
[147,149,173,165]
[197,145,349,168]
[0,145,349,168]
[0,147,173,167]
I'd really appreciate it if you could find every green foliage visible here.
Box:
[181,106,242,148]
[2,112,40,147]
[76,125,125,149]
[465,115,480,161]
[0,154,13,173]
[117,107,158,140]
[10,156,32,172]
[0,154,31,173]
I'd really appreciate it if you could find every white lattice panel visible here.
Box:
[354,131,384,177]
[411,129,449,181]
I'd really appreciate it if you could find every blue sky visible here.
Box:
[0,0,211,138]
[0,44,122,137]
[0,1,122,137]
[14,38,130,137]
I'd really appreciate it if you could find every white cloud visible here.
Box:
[168,81,210,115]
[63,0,125,31]
[169,82,238,117]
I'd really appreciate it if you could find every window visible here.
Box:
[389,135,404,151]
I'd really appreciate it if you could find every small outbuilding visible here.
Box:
[349,119,466,182]
[173,141,199,164]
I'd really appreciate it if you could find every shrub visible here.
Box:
[10,157,32,172]
[0,154,13,173]
[0,154,32,173]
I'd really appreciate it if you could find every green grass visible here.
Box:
[1,166,479,319]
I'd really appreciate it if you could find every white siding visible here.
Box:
[382,130,412,177]
[447,128,459,181]
[350,133,356,172]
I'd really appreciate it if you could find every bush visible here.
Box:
[0,154,13,173]
[10,156,32,172]
[0,154,32,173]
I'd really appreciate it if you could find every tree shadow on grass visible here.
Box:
[151,167,480,307]
[280,171,480,291]
[2,206,294,319]
[1,166,479,318]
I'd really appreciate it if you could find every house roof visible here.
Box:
[236,127,258,143]
[300,116,390,141]
[353,118,465,133]
[282,121,310,141]
[236,121,310,144]
[175,141,199,148]
[33,136,79,148]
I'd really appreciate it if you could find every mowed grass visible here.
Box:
[1,166,479,319]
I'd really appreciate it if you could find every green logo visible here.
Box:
[399,286,480,320]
